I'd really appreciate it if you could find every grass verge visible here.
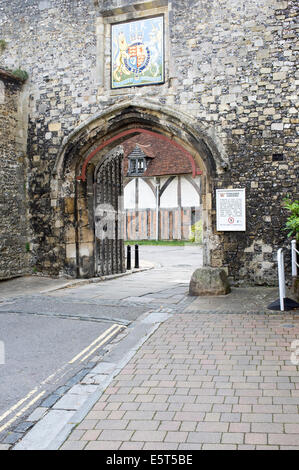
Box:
[124,240,202,246]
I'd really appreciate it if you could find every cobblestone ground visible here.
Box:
[61,313,299,450]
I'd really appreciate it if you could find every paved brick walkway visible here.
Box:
[61,313,299,450]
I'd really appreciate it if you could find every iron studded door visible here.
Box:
[94,151,125,276]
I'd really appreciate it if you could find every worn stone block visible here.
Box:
[189,267,231,296]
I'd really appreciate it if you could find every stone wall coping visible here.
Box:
[100,0,168,17]
[0,68,25,85]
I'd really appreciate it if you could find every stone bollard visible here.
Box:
[189,267,231,296]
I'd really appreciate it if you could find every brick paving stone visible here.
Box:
[187,432,222,444]
[143,442,179,450]
[282,405,298,413]
[241,413,272,423]
[95,420,129,430]
[274,414,299,423]
[85,441,122,450]
[220,413,241,422]
[104,402,122,411]
[255,446,280,450]
[239,397,258,404]
[245,433,268,445]
[67,429,85,441]
[204,413,221,421]
[118,403,139,412]
[107,411,126,420]
[85,411,110,420]
[139,403,168,412]
[174,412,205,422]
[135,394,155,403]
[81,430,101,441]
[252,405,282,413]
[127,420,160,431]
[158,421,181,431]
[279,446,299,450]
[119,442,144,450]
[61,313,299,451]
[221,433,244,444]
[60,441,87,450]
[202,444,237,450]
[155,411,175,420]
[164,431,188,443]
[76,420,98,430]
[238,445,256,450]
[180,422,197,432]
[152,395,169,403]
[268,434,299,446]
[232,405,252,413]
[90,401,107,411]
[132,431,166,442]
[123,411,155,420]
[196,422,229,433]
[98,430,134,441]
[251,423,283,433]
[168,395,196,404]
[229,423,250,433]
[168,404,184,412]
[213,405,232,413]
[285,424,299,433]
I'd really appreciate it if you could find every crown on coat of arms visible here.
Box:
[129,24,144,43]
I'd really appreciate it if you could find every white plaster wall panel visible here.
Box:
[124,180,135,209]
[138,179,156,209]
[160,177,178,208]
[181,177,200,207]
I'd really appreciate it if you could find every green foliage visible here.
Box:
[124,240,193,246]
[189,220,203,244]
[283,197,299,242]
[11,69,29,81]
[0,39,7,53]
[25,242,30,252]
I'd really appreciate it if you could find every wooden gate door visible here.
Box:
[94,150,125,276]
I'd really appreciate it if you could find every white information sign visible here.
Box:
[216,188,246,231]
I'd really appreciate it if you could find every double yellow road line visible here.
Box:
[0,323,125,435]
[69,323,125,364]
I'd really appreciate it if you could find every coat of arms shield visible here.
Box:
[111,16,164,89]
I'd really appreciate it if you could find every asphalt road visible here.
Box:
[0,245,203,442]
[0,313,128,439]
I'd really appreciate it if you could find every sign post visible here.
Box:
[216,188,246,232]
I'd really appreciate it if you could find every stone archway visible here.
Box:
[52,99,229,278]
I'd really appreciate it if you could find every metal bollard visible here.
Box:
[135,244,139,269]
[127,245,131,270]
[277,248,286,311]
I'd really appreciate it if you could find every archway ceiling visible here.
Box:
[77,128,202,182]
[54,100,229,180]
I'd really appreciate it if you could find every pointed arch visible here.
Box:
[54,99,229,180]
[52,99,228,278]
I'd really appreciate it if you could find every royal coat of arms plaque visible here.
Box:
[111,16,164,89]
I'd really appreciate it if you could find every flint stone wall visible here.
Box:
[0,0,298,283]
[0,70,28,279]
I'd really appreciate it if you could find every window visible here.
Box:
[129,159,137,174]
[137,158,144,174]
[128,157,146,176]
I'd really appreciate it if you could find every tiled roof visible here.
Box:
[122,133,192,177]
